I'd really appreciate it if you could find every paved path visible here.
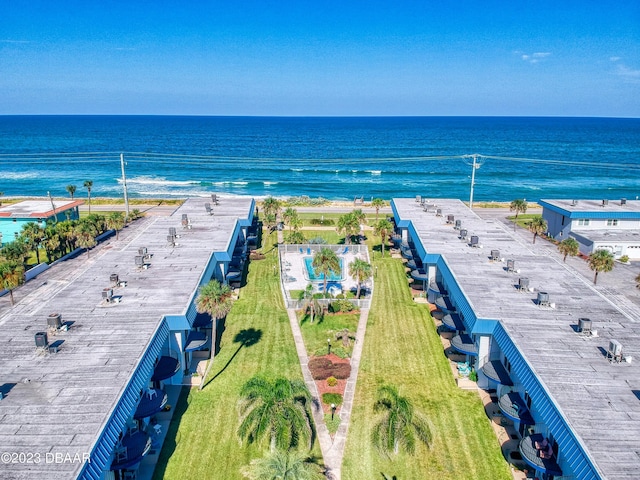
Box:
[286,307,370,480]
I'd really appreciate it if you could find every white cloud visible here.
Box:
[516,51,551,64]
[615,63,640,82]
[532,52,551,58]
[610,56,621,62]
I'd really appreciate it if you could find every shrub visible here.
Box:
[332,363,351,379]
[309,357,333,380]
[469,370,478,382]
[619,255,629,263]
[310,218,335,226]
[308,237,328,244]
[322,392,343,406]
[330,299,355,313]
[326,376,338,387]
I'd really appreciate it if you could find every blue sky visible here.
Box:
[1,1,639,116]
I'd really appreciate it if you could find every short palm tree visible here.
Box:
[0,260,25,306]
[527,215,547,244]
[237,376,314,452]
[74,222,97,258]
[349,258,372,299]
[588,249,615,285]
[373,219,394,257]
[372,384,431,456]
[557,237,579,262]
[371,198,385,222]
[262,196,281,218]
[282,207,298,233]
[195,279,235,389]
[372,385,431,455]
[83,180,93,214]
[21,222,44,264]
[66,184,77,199]
[312,247,340,296]
[301,283,321,324]
[510,199,527,220]
[337,213,359,245]
[1,237,29,264]
[106,211,125,240]
[241,450,324,480]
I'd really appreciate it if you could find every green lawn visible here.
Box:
[299,313,359,358]
[153,240,319,480]
[341,255,512,480]
[507,213,539,229]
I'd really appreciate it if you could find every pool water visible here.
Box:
[304,256,343,281]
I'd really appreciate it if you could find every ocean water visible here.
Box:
[0,116,639,201]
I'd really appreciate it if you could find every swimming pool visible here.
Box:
[303,256,344,282]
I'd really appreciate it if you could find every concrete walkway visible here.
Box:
[286,307,370,480]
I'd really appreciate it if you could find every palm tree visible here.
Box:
[510,199,528,222]
[527,215,547,244]
[282,207,299,233]
[349,258,372,299]
[241,449,324,480]
[74,222,97,258]
[336,213,359,245]
[83,180,93,214]
[0,260,25,306]
[0,191,4,206]
[1,238,29,264]
[195,279,235,390]
[262,196,281,219]
[373,219,394,257]
[312,247,340,296]
[21,222,44,264]
[301,283,321,324]
[557,237,579,262]
[372,384,431,456]
[106,211,125,240]
[588,249,615,285]
[66,184,77,199]
[43,225,61,262]
[237,376,313,452]
[371,198,385,222]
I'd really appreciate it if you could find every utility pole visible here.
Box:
[469,154,480,210]
[120,153,130,217]
[47,191,58,224]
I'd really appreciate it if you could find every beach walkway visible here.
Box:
[286,306,370,480]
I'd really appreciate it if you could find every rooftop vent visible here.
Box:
[35,332,48,349]
[506,259,515,272]
[607,340,623,362]
[459,229,468,240]
[621,198,627,205]
[135,255,150,268]
[169,227,177,237]
[415,195,421,203]
[578,317,592,334]
[167,235,176,246]
[47,313,62,330]
[205,202,213,214]
[537,291,550,306]
[490,249,500,261]
[470,235,479,247]
[602,199,609,207]
[454,219,462,229]
[102,288,113,302]
[571,200,578,206]
[181,214,191,229]
[211,193,219,205]
[436,208,442,217]
[110,273,119,287]
[446,215,455,224]
[138,247,147,256]
[518,277,529,291]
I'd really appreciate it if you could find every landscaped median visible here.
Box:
[342,255,511,480]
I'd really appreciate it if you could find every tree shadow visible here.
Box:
[203,328,263,387]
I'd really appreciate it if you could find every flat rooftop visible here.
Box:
[541,198,640,213]
[393,198,640,480]
[571,229,640,243]
[0,200,84,218]
[0,197,253,479]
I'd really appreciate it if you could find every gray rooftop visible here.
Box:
[393,198,640,480]
[541,198,640,213]
[0,197,253,479]
[0,200,83,218]
[571,229,640,243]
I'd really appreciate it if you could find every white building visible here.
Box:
[540,199,640,260]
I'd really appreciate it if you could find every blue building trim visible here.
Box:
[435,256,478,332]
[390,200,411,229]
[493,323,601,480]
[539,200,640,220]
[78,320,170,480]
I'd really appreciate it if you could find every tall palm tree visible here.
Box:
[196,279,235,389]
[312,247,340,296]
[372,384,431,456]
[0,260,25,306]
[349,258,372,299]
[557,237,579,262]
[337,213,359,245]
[373,219,394,257]
[371,198,385,222]
[66,184,77,199]
[43,225,61,262]
[241,449,324,480]
[262,196,281,219]
[237,376,313,452]
[21,222,44,264]
[588,249,615,285]
[74,222,97,258]
[527,215,547,244]
[509,199,528,221]
[106,211,125,240]
[1,237,29,264]
[301,283,321,324]
[83,180,93,214]
[282,207,299,233]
